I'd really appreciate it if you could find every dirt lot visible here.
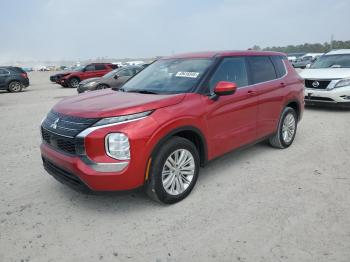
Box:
[1,71,350,262]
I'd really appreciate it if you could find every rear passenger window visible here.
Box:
[85,65,95,71]
[0,69,10,75]
[271,56,287,78]
[248,56,277,84]
[209,57,248,91]
[95,64,106,70]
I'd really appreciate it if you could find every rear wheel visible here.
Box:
[8,81,23,92]
[269,107,297,149]
[68,77,80,88]
[146,137,200,204]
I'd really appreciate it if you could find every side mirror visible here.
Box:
[214,81,237,96]
[113,74,119,79]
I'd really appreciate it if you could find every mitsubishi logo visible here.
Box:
[50,118,60,129]
[312,81,320,88]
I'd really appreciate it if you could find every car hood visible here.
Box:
[299,68,350,79]
[80,77,101,85]
[53,90,186,118]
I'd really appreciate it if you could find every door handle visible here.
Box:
[280,82,286,87]
[247,90,257,96]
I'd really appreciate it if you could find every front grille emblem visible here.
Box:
[312,81,320,88]
[50,118,60,129]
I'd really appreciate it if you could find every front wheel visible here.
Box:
[68,77,80,88]
[269,107,297,149]
[96,84,109,90]
[146,137,200,204]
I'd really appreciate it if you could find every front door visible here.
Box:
[203,57,258,158]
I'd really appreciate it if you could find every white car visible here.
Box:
[299,49,350,107]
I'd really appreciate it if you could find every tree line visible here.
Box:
[251,40,350,53]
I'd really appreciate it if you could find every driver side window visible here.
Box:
[85,65,95,71]
[209,57,248,93]
[117,69,132,77]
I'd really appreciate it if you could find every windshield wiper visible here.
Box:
[127,89,159,94]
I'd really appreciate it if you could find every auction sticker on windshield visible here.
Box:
[175,72,200,78]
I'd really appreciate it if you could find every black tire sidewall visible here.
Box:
[96,84,108,90]
[278,107,297,148]
[149,137,200,204]
[69,78,79,88]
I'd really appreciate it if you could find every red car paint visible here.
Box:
[40,51,304,192]
[59,63,116,86]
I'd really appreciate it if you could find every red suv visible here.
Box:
[54,63,117,88]
[40,51,304,203]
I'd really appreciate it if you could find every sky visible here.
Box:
[1,0,350,62]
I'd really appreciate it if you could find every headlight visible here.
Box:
[335,78,350,88]
[105,133,130,160]
[86,81,97,87]
[93,110,153,127]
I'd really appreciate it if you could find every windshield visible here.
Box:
[103,68,120,78]
[120,58,213,94]
[310,54,350,68]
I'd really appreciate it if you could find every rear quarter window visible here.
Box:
[248,56,277,84]
[0,68,10,75]
[271,56,287,78]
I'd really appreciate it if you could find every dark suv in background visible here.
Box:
[0,66,30,92]
[50,63,118,88]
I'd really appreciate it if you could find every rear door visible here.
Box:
[0,68,10,88]
[95,64,110,77]
[82,64,97,80]
[203,57,258,157]
[247,56,287,138]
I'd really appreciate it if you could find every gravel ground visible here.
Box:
[0,71,350,262]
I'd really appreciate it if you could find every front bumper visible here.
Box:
[40,114,158,192]
[304,86,350,105]
[41,143,143,191]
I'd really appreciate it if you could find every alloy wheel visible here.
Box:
[282,113,296,143]
[161,149,195,196]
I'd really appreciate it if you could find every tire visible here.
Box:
[269,107,298,149]
[8,81,23,92]
[96,84,109,90]
[68,77,80,88]
[146,137,200,204]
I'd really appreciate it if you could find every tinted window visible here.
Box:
[271,56,287,78]
[95,64,106,70]
[209,57,248,91]
[248,56,277,84]
[85,65,95,71]
[0,69,10,75]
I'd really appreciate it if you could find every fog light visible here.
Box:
[105,133,130,160]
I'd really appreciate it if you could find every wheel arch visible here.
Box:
[284,99,301,121]
[150,126,208,167]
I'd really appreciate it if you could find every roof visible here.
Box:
[164,50,286,59]
[325,49,350,55]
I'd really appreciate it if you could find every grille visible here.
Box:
[42,157,89,192]
[305,96,334,102]
[42,110,99,138]
[41,127,76,154]
[305,79,331,89]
